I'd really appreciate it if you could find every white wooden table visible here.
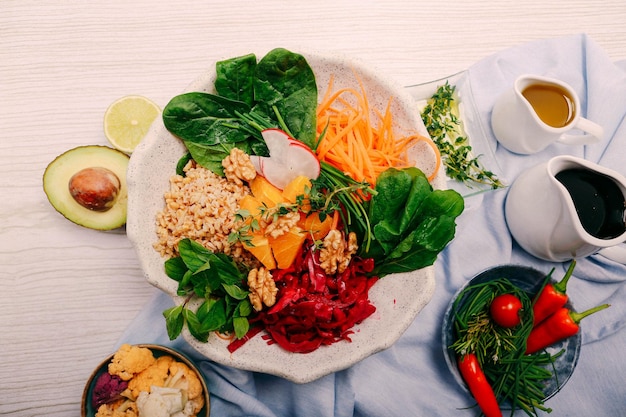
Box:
[2,1,625,415]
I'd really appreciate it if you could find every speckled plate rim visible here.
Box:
[441,264,581,403]
[127,48,442,384]
[81,344,210,417]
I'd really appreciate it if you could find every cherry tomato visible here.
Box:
[490,294,523,328]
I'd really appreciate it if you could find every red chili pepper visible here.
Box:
[525,303,610,354]
[532,260,576,326]
[457,353,502,417]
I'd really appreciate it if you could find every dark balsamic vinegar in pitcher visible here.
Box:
[555,168,626,239]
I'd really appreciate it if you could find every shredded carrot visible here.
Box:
[330,209,340,231]
[316,74,441,185]
[215,331,235,342]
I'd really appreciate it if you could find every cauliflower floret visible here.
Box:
[126,355,174,400]
[95,399,138,417]
[136,389,170,417]
[108,344,156,381]
[136,386,197,417]
[166,361,205,414]
[124,355,206,415]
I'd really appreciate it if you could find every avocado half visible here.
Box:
[43,145,130,230]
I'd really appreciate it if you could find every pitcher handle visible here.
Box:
[558,117,604,146]
[598,245,626,264]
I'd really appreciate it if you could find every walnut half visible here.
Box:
[222,148,256,185]
[247,267,278,311]
[264,210,300,238]
[319,230,358,275]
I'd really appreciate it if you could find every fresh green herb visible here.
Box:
[450,277,561,416]
[359,167,464,277]
[162,48,318,175]
[163,238,252,341]
[227,208,262,248]
[311,161,376,249]
[421,82,503,189]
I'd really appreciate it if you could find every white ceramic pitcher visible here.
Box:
[505,155,626,263]
[491,74,603,154]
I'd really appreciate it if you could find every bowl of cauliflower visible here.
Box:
[82,344,209,417]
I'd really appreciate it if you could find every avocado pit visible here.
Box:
[69,167,121,212]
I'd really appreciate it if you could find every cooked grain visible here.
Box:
[153,161,255,265]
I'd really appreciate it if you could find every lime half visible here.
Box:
[104,95,160,154]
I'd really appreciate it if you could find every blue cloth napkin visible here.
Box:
[119,34,626,416]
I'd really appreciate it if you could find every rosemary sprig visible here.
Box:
[421,82,504,189]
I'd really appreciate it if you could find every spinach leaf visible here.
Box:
[162,92,259,173]
[415,189,465,219]
[163,92,253,144]
[175,152,193,176]
[215,53,257,106]
[399,170,432,233]
[379,215,458,274]
[184,141,244,176]
[253,48,318,147]
[361,167,464,277]
[369,168,415,226]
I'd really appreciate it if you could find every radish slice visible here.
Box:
[258,158,292,189]
[262,129,291,161]
[249,155,263,175]
[287,142,321,178]
[252,128,321,189]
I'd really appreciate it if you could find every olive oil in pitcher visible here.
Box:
[555,168,626,239]
[522,84,575,128]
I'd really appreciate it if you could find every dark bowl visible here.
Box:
[81,344,210,417]
[442,264,581,403]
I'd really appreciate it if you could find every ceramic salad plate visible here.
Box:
[127,48,444,383]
